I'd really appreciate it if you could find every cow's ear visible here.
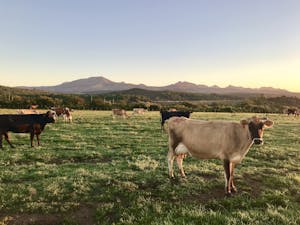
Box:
[264,120,274,128]
[240,119,249,128]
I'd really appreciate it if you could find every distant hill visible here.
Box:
[0,85,48,96]
[22,76,150,94]
[19,76,300,97]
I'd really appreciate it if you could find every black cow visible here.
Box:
[0,111,56,148]
[160,110,192,130]
[287,108,299,116]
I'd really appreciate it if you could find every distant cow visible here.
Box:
[51,107,72,122]
[112,109,129,118]
[30,105,39,109]
[167,116,274,195]
[0,111,56,148]
[17,105,40,114]
[133,108,146,115]
[17,109,40,114]
[160,110,192,130]
[287,108,299,116]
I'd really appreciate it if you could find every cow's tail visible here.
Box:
[163,119,171,134]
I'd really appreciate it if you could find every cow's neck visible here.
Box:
[40,122,47,131]
[246,126,255,143]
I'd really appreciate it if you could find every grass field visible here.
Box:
[0,110,299,225]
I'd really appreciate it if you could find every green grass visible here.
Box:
[0,110,299,225]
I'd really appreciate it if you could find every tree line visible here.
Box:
[1,86,300,113]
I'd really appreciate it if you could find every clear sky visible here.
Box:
[1,0,300,91]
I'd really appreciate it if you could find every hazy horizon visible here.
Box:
[1,1,300,92]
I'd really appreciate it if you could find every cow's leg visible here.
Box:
[167,149,176,178]
[36,134,41,146]
[223,159,232,195]
[30,132,35,147]
[167,139,178,178]
[0,133,3,148]
[229,162,237,193]
[223,160,237,195]
[4,132,14,148]
[176,154,186,178]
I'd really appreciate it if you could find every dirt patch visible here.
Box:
[138,180,164,191]
[240,173,263,198]
[179,182,226,204]
[1,214,63,225]
[199,173,219,180]
[44,156,113,165]
[0,204,96,225]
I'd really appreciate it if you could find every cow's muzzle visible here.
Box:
[253,138,263,145]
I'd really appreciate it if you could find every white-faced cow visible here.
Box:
[51,107,72,122]
[167,116,274,195]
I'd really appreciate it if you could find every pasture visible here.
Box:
[0,110,299,225]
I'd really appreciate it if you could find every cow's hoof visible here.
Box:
[225,192,232,197]
[231,187,237,193]
[169,176,175,180]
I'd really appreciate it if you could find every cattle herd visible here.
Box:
[0,105,289,196]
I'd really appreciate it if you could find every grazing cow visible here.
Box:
[112,109,129,118]
[0,111,56,148]
[287,108,299,117]
[133,108,147,115]
[160,110,192,130]
[51,107,72,122]
[167,116,274,195]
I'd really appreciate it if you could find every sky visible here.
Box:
[0,0,300,92]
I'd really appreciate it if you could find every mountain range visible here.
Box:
[21,76,300,97]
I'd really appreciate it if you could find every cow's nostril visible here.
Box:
[253,138,263,145]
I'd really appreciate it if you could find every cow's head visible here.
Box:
[46,110,57,123]
[241,116,273,145]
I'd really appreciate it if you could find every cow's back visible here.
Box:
[0,114,44,132]
[168,117,252,162]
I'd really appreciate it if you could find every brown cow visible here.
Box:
[167,116,274,195]
[133,108,147,115]
[17,109,39,114]
[30,105,39,109]
[112,109,129,118]
[0,111,56,148]
[51,107,72,122]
